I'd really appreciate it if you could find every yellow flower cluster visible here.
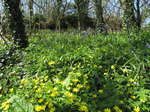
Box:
[78,105,88,112]
[1,100,10,111]
[104,108,111,112]
[113,106,122,112]
[35,105,46,111]
[133,107,140,112]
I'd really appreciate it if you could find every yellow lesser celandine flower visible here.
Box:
[44,75,49,79]
[48,98,52,102]
[122,68,128,73]
[104,108,111,112]
[130,96,136,99]
[0,86,2,90]
[34,86,38,89]
[36,88,41,93]
[78,105,88,112]
[0,94,2,98]
[41,105,46,110]
[70,83,73,86]
[113,106,119,110]
[88,56,93,58]
[129,78,134,82]
[19,86,23,88]
[71,94,77,99]
[103,73,108,75]
[21,79,28,83]
[83,75,88,79]
[49,61,55,65]
[29,99,34,103]
[9,88,14,92]
[84,81,88,84]
[75,102,80,106]
[53,78,60,83]
[76,73,81,77]
[72,67,76,70]
[40,83,45,86]
[140,99,146,102]
[67,87,71,90]
[35,105,46,111]
[98,89,103,93]
[36,77,40,81]
[53,87,58,91]
[38,99,43,103]
[92,94,97,98]
[120,100,124,104]
[77,84,83,88]
[35,105,42,112]
[98,65,103,69]
[48,103,53,108]
[111,65,115,69]
[133,107,140,112]
[73,88,79,92]
[60,81,65,85]
[64,91,72,97]
[38,94,42,98]
[1,100,10,111]
[94,65,97,68]
[3,105,9,111]
[71,79,79,83]
[50,92,59,97]
[113,106,122,112]
[50,107,55,112]
[67,99,73,104]
[45,102,49,105]
[25,94,29,97]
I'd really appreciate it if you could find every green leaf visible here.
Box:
[63,75,71,87]
[10,95,34,112]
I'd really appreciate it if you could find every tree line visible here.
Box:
[0,0,150,48]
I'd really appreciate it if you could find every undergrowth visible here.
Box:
[0,30,150,112]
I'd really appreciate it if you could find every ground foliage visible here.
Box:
[0,30,150,112]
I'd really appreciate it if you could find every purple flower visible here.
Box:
[146,44,150,48]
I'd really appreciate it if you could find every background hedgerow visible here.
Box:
[0,30,150,112]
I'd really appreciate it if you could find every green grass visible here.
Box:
[0,30,150,112]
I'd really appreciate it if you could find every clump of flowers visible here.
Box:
[1,100,10,111]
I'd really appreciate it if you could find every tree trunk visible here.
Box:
[75,0,89,31]
[4,0,28,48]
[136,0,141,30]
[122,0,136,32]
[29,0,34,30]
[56,0,62,32]
[94,0,105,33]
